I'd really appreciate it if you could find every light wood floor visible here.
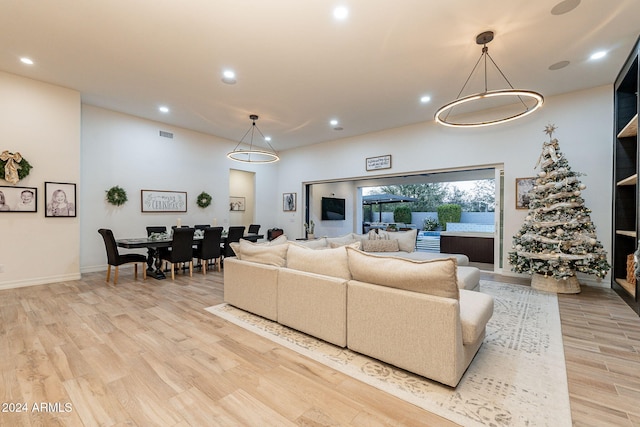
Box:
[0,269,639,426]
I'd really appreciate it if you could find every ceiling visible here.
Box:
[1,0,639,151]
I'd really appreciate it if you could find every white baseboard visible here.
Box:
[0,273,82,291]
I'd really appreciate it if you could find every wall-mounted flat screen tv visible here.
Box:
[321,197,346,220]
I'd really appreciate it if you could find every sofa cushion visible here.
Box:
[287,243,352,280]
[294,237,328,249]
[234,239,288,267]
[362,239,400,252]
[329,240,359,248]
[352,233,369,245]
[459,289,494,345]
[346,247,459,299]
[326,234,357,247]
[229,234,288,260]
[457,266,481,291]
[394,229,418,252]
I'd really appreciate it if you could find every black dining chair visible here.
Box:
[248,224,261,234]
[194,224,209,230]
[223,226,246,258]
[98,228,147,285]
[161,227,196,280]
[193,226,223,274]
[146,226,167,236]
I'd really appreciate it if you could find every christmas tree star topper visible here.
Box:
[544,124,557,137]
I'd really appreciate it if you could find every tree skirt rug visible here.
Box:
[205,280,571,426]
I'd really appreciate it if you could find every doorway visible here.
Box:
[304,165,504,273]
[229,169,255,227]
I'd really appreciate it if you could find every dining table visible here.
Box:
[116,232,263,279]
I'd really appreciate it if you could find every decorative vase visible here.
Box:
[307,233,315,240]
[531,273,581,294]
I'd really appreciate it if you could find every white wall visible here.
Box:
[80,105,279,273]
[308,181,358,238]
[0,75,613,288]
[0,71,81,289]
[275,85,613,284]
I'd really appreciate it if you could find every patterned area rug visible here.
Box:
[206,280,571,427]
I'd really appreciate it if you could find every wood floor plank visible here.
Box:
[1,270,640,426]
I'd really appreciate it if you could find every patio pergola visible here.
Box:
[362,193,418,222]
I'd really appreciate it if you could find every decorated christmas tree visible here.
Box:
[508,125,610,292]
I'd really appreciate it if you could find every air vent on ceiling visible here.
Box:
[159,130,174,139]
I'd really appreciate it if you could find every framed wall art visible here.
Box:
[0,185,37,212]
[366,154,392,171]
[515,177,536,210]
[283,192,296,211]
[45,182,76,217]
[141,189,187,213]
[229,196,245,211]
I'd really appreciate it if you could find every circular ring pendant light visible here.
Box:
[434,31,544,128]
[227,114,280,163]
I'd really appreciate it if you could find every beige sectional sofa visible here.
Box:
[223,236,494,387]
[295,230,480,291]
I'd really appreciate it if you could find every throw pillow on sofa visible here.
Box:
[326,234,357,247]
[294,237,328,249]
[393,229,418,252]
[287,242,353,280]
[232,239,288,267]
[361,239,400,252]
[346,247,459,299]
[230,234,288,260]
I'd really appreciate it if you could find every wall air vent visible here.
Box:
[159,130,174,139]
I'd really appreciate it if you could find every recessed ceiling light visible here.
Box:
[20,57,34,65]
[590,50,607,60]
[551,0,580,15]
[333,6,348,20]
[159,106,169,113]
[222,70,237,84]
[264,136,272,142]
[420,95,431,103]
[330,119,339,126]
[549,60,570,70]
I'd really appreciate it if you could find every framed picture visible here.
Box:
[283,192,296,211]
[141,190,187,213]
[366,154,392,171]
[0,185,37,212]
[516,177,536,210]
[229,196,245,211]
[45,182,76,217]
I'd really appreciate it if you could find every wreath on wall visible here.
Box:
[106,185,128,206]
[196,191,212,208]
[0,151,32,184]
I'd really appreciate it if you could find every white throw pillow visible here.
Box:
[326,233,357,247]
[394,229,418,252]
[230,234,288,260]
[294,237,328,249]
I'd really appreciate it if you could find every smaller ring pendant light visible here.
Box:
[435,31,544,128]
[227,114,280,163]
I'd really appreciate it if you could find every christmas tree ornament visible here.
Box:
[508,125,610,293]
